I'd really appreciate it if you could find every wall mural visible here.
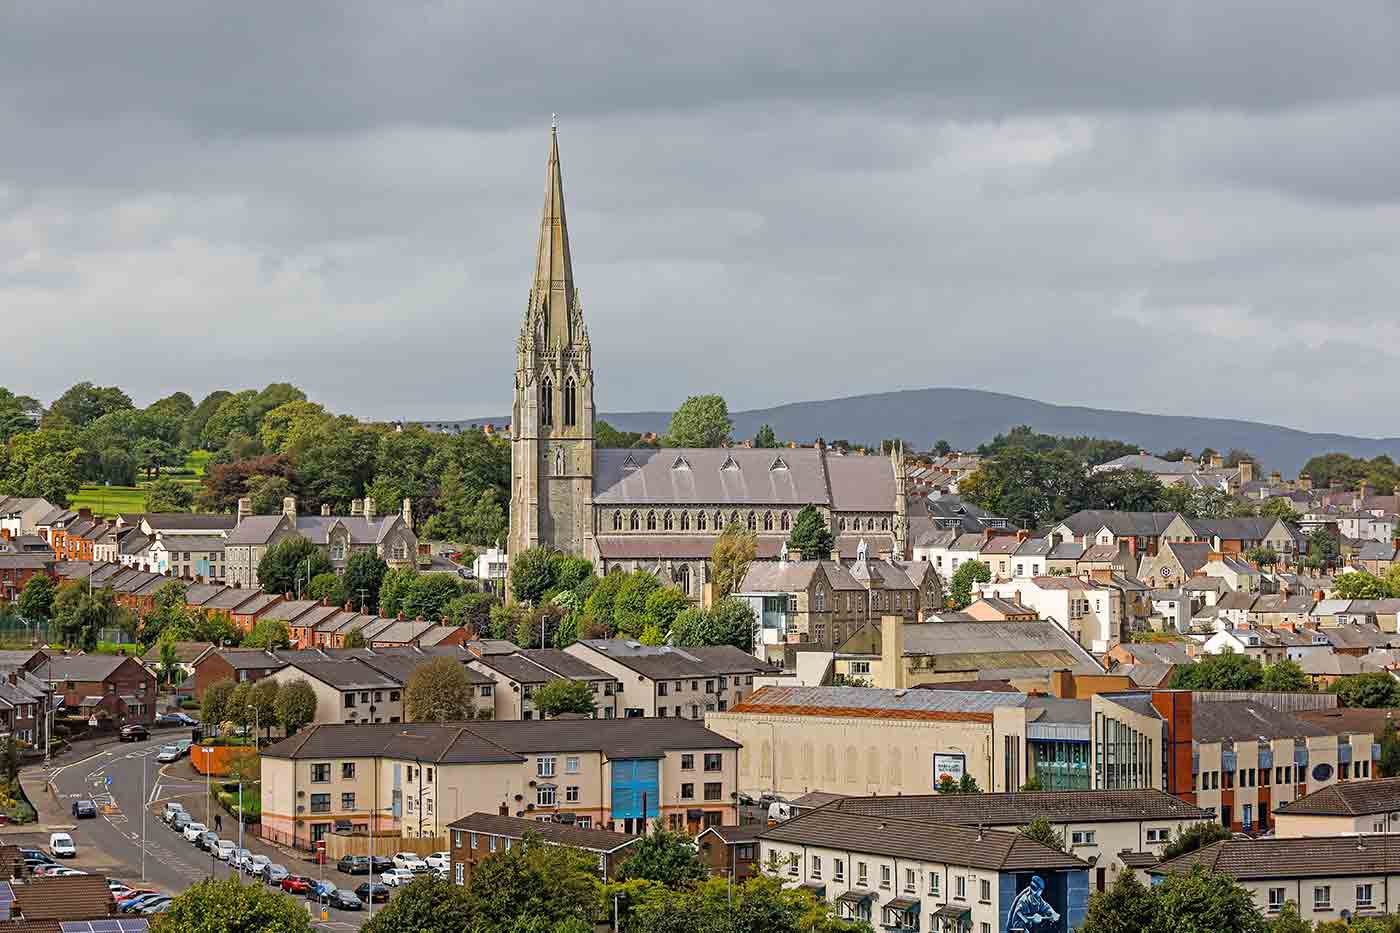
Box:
[1007,873,1065,933]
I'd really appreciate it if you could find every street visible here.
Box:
[42,736,374,930]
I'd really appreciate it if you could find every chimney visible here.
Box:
[1016,529,1030,543]
[830,548,841,562]
[1270,471,1282,485]
[1239,460,1253,484]
[236,497,252,526]
[282,496,297,519]
[402,498,413,530]
[1183,454,1196,467]
[321,504,331,516]
[350,499,363,517]
[78,508,92,521]
[1049,669,1074,699]
[878,615,906,689]
[1209,454,1224,470]
[363,497,376,520]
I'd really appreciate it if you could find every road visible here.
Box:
[45,736,373,930]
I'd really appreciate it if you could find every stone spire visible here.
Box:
[532,121,575,349]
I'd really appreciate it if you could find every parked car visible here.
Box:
[140,899,173,915]
[197,832,218,852]
[337,855,370,875]
[170,813,192,833]
[115,888,159,905]
[265,864,289,885]
[424,851,450,872]
[169,712,199,726]
[245,854,271,877]
[48,833,76,859]
[354,882,390,903]
[161,802,187,824]
[70,799,97,819]
[32,865,66,877]
[280,875,313,894]
[370,855,393,873]
[379,867,415,887]
[329,889,362,911]
[230,848,252,870]
[306,880,337,900]
[181,822,208,843]
[119,724,149,742]
[51,868,87,877]
[391,852,427,873]
[216,840,236,861]
[155,745,181,763]
[19,848,54,865]
[108,882,132,898]
[120,893,166,913]
[174,738,194,754]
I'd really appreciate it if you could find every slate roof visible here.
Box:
[155,535,226,552]
[1165,541,1213,576]
[517,649,614,681]
[831,789,1212,825]
[888,620,1104,674]
[594,448,833,506]
[1060,510,1181,537]
[824,454,898,512]
[729,685,1029,722]
[1190,700,1330,743]
[1274,776,1400,817]
[1152,835,1400,881]
[574,640,772,679]
[1048,542,1085,560]
[595,535,784,560]
[448,812,640,852]
[738,561,825,593]
[139,641,214,665]
[280,657,401,690]
[759,807,1086,873]
[43,654,143,682]
[1096,454,1196,475]
[142,513,237,531]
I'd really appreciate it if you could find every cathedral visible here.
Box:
[508,128,908,600]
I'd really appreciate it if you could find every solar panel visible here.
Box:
[94,922,123,933]
[120,921,150,932]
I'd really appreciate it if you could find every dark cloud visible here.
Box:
[2,2,1400,436]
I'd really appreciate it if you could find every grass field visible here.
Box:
[70,450,212,518]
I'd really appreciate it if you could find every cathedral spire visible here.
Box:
[533,120,575,347]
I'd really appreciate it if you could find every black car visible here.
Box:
[119,724,149,742]
[354,882,390,903]
[370,855,393,873]
[329,889,362,911]
[19,848,54,865]
[336,855,369,875]
[71,800,97,819]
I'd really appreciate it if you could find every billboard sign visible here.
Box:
[933,753,966,786]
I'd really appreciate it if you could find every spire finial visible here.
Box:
[551,112,558,131]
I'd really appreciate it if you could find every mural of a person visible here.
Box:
[1007,875,1060,933]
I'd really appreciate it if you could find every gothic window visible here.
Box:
[746,512,757,531]
[541,378,554,426]
[680,512,690,531]
[730,511,740,527]
[613,511,623,531]
[882,518,890,531]
[677,564,692,595]
[763,512,773,532]
[781,512,791,531]
[663,511,674,531]
[696,512,707,531]
[563,377,577,427]
[647,511,657,531]
[715,511,724,529]
[839,518,847,531]
[630,511,641,531]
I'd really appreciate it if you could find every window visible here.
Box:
[764,512,773,532]
[480,684,492,697]
[311,763,331,783]
[563,377,577,427]
[746,513,756,531]
[565,756,580,774]
[681,753,694,770]
[1314,885,1331,910]
[341,793,355,809]
[630,512,640,531]
[681,783,694,800]
[537,756,556,778]
[704,753,722,772]
[613,511,623,531]
[1070,830,1096,846]
[704,782,722,801]
[537,785,556,807]
[704,679,715,694]
[979,879,991,902]
[857,862,868,886]
[1145,828,1168,844]
[310,793,331,814]
[455,863,464,885]
[880,865,891,889]
[781,512,791,531]
[811,856,822,880]
[541,378,553,425]
[342,762,355,779]
[647,511,657,531]
[928,872,940,896]
[905,868,916,893]
[851,661,870,675]
[697,512,707,531]
[787,853,799,877]
[488,836,496,853]
[1267,887,1285,912]
[690,704,700,719]
[1358,883,1374,909]
[343,693,356,708]
[565,785,579,803]
[680,512,690,531]
[955,875,967,900]
[834,859,845,882]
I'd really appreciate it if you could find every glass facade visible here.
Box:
[1095,713,1156,789]
[1030,740,1091,790]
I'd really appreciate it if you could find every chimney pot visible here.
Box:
[321,504,331,516]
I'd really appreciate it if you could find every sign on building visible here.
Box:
[932,753,965,786]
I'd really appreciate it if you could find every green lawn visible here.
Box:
[71,451,211,518]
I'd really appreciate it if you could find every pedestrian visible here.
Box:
[215,813,222,833]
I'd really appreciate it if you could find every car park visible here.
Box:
[354,882,390,903]
[370,855,393,873]
[280,874,313,894]
[391,852,427,872]
[119,724,149,742]
[71,799,97,819]
[108,882,132,898]
[115,888,158,905]
[19,848,53,864]
[265,864,289,885]
[48,833,76,858]
[425,851,450,872]
[51,868,87,877]
[379,867,415,887]
[181,822,207,843]
[155,744,181,763]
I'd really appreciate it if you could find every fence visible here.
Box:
[1192,690,1338,713]
[0,621,134,648]
[324,831,446,861]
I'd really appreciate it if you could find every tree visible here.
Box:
[1168,652,1264,691]
[625,875,866,933]
[1306,526,1341,568]
[532,679,598,717]
[786,504,834,560]
[1258,498,1300,524]
[957,773,981,793]
[98,447,138,486]
[1260,659,1308,693]
[1381,728,1400,778]
[1243,546,1279,569]
[247,678,280,739]
[51,582,119,649]
[615,821,707,887]
[16,574,56,621]
[405,657,474,721]
[1018,817,1065,852]
[255,536,332,596]
[242,619,291,649]
[753,424,780,448]
[200,680,236,734]
[342,551,389,612]
[711,522,756,599]
[1093,468,1167,513]
[155,638,184,690]
[377,566,418,617]
[135,438,184,479]
[1,428,84,505]
[246,474,293,515]
[612,571,662,638]
[342,627,368,649]
[1335,570,1393,599]
[666,394,732,448]
[1153,865,1267,933]
[642,586,689,636]
[306,572,346,606]
[49,382,133,428]
[1079,871,1156,933]
[1329,672,1400,708]
[403,574,466,622]
[196,453,296,513]
[227,682,254,732]
[274,678,318,737]
[671,597,758,652]
[510,547,556,605]
[465,832,601,931]
[361,875,473,933]
[948,560,991,610]
[152,876,310,932]
[1162,821,1233,861]
[145,476,195,513]
[1265,902,1310,933]
[933,439,952,456]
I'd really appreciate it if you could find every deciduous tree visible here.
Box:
[532,680,598,718]
[16,574,55,621]
[405,657,474,722]
[256,536,332,597]
[1329,672,1400,708]
[342,551,389,612]
[948,560,991,610]
[666,394,732,448]
[361,876,473,933]
[711,522,756,599]
[786,504,833,559]
[1019,817,1065,852]
[242,619,291,649]
[1168,652,1263,691]
[1260,659,1308,693]
[145,476,195,512]
[274,678,317,736]
[615,822,707,887]
[153,876,311,933]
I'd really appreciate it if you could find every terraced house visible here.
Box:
[224,495,417,588]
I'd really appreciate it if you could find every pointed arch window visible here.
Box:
[677,564,692,595]
[730,511,740,528]
[781,512,791,532]
[696,512,707,532]
[839,518,847,531]
[630,511,641,531]
[541,377,554,427]
[663,511,674,531]
[563,377,578,427]
[715,511,724,529]
[613,511,623,531]
[881,518,890,531]
[647,511,657,531]
[680,512,690,532]
[763,512,774,532]
[746,512,757,531]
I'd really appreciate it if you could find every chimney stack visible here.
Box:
[282,496,297,519]
[401,498,413,530]
[879,615,906,689]
[1270,471,1282,485]
[1209,453,1224,470]
[1239,460,1253,484]
[236,497,252,525]
[363,497,376,520]
[350,499,363,517]
[1299,473,1313,492]
[321,504,331,516]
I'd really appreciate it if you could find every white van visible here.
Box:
[49,833,77,858]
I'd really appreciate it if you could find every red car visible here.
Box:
[116,888,159,904]
[280,875,313,894]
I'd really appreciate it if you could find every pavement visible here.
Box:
[35,735,379,930]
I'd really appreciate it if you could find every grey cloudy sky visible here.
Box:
[4,1,1400,435]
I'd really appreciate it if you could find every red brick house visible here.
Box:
[0,555,56,602]
[697,825,759,884]
[43,654,157,725]
[447,812,639,886]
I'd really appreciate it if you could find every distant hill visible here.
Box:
[459,387,1400,475]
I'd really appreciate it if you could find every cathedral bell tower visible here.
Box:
[508,123,596,560]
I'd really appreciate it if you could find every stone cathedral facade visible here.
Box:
[508,130,907,599]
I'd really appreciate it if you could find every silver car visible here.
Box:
[265,864,289,885]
